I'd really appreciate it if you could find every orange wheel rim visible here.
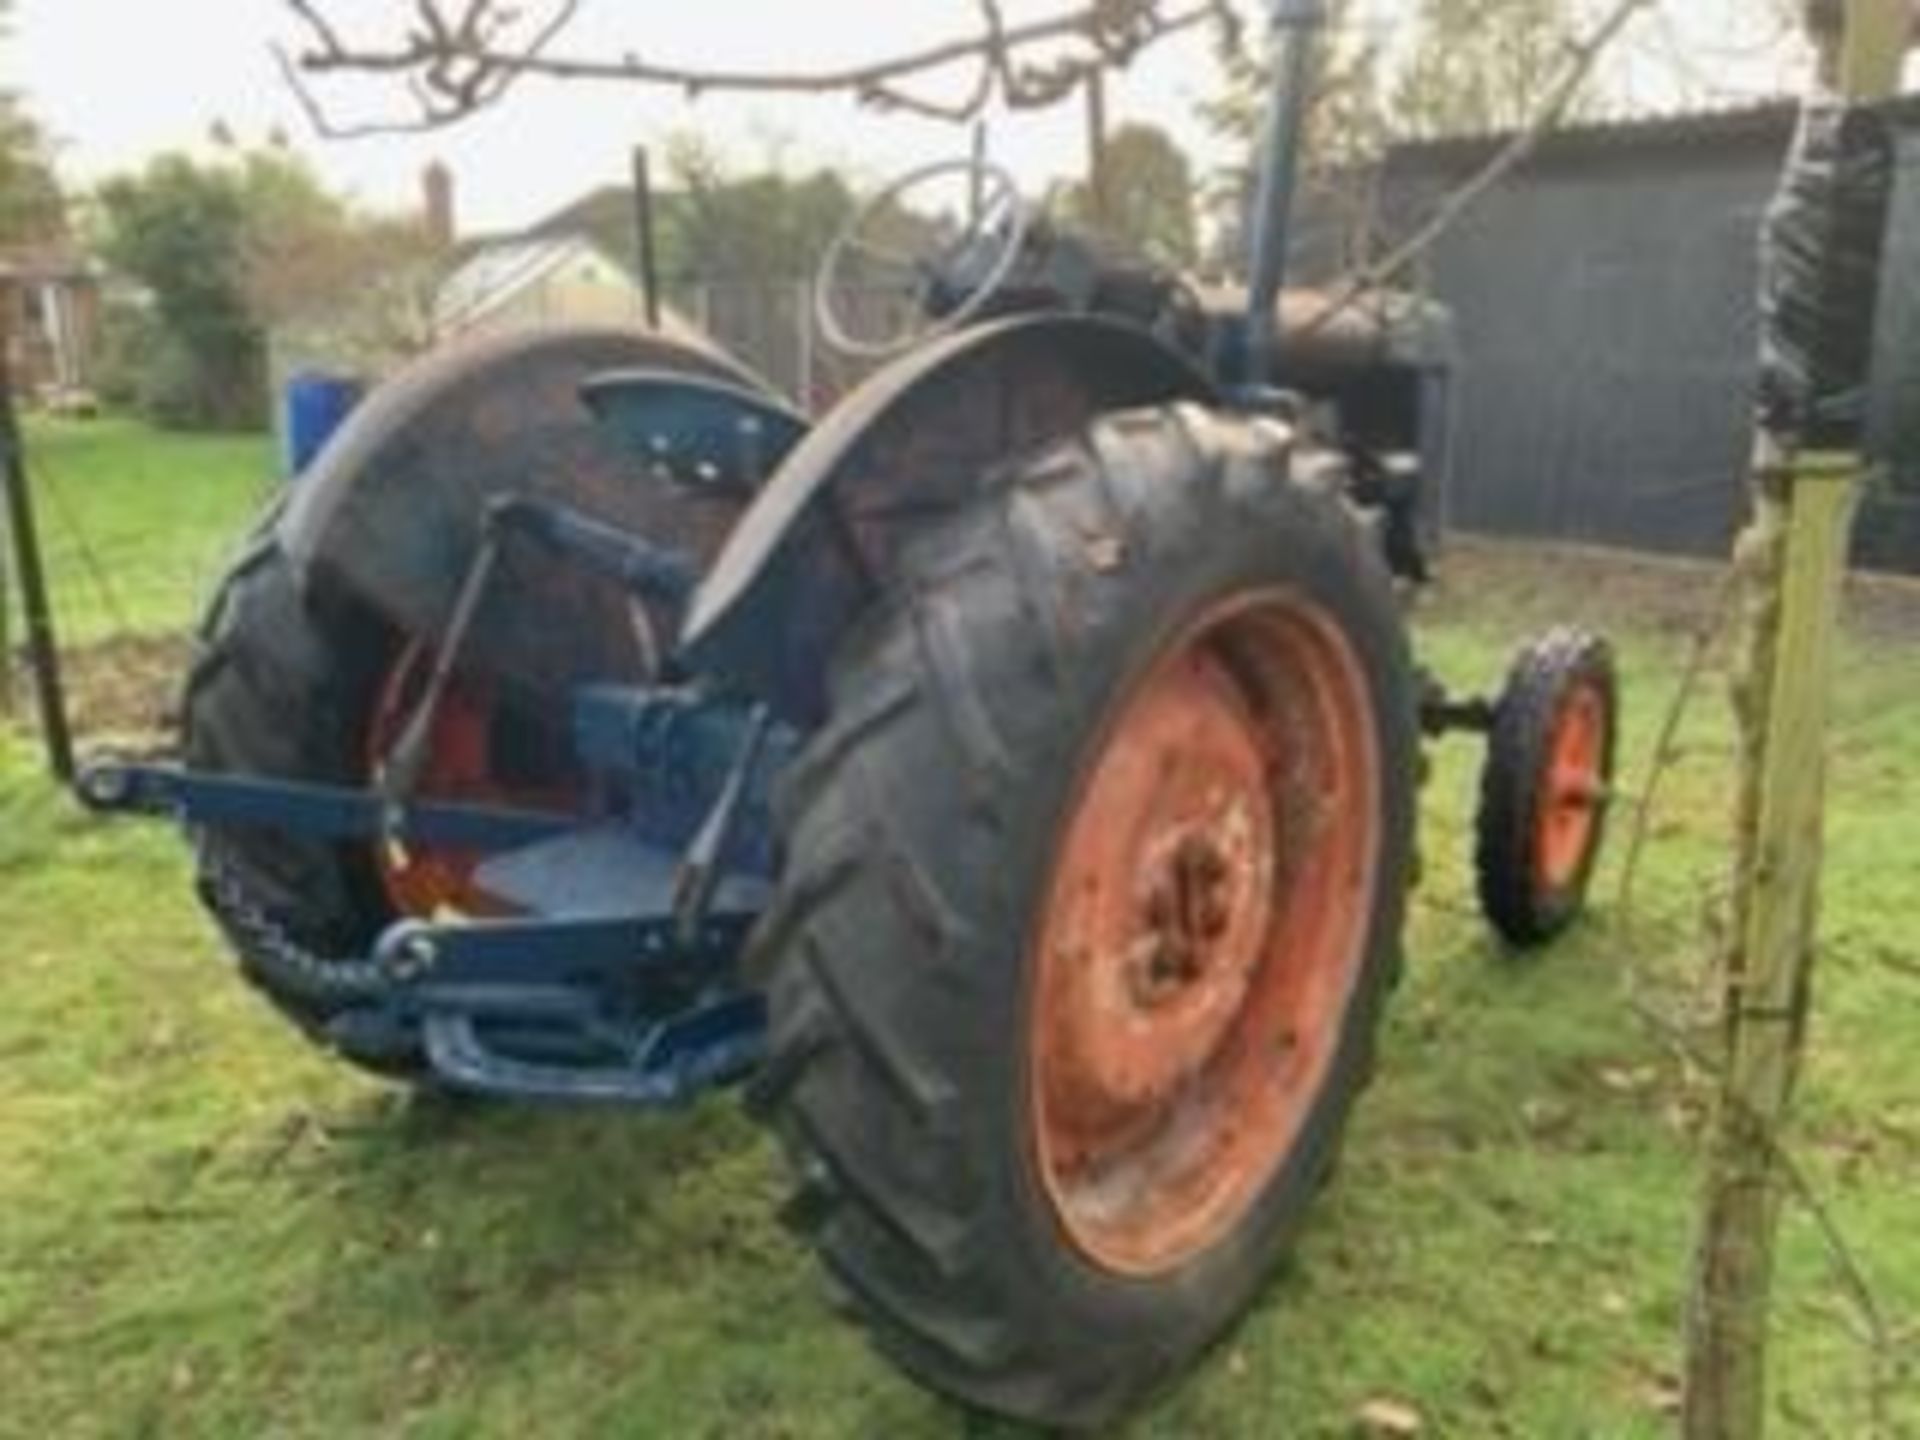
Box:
[1533,683,1608,893]
[366,645,579,918]
[1028,592,1382,1277]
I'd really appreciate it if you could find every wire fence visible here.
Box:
[0,415,276,738]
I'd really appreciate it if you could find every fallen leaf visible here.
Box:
[1355,1396,1423,1436]
[1600,1064,1660,1094]
[1641,1371,1683,1416]
[1521,1097,1574,1135]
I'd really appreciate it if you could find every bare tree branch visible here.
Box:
[276,0,1235,137]
[1295,0,1655,339]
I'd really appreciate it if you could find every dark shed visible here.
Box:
[1311,99,1920,574]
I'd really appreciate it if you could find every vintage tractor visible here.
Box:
[78,1,1618,1428]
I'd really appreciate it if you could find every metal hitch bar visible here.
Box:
[77,761,774,1109]
[75,762,577,852]
[359,911,764,1106]
[375,910,757,992]
[420,993,765,1106]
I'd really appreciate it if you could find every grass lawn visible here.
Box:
[13,416,275,645]
[1,533,1916,1437]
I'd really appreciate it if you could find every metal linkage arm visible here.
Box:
[489,494,702,608]
[75,762,575,851]
[381,494,702,806]
[673,705,773,940]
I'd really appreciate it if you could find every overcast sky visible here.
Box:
[5,0,1842,238]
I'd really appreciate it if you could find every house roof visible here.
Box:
[451,183,667,279]
[434,233,633,332]
[527,186,644,271]
[0,247,101,284]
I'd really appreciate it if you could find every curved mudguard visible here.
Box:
[279,323,771,694]
[681,314,1217,727]
[581,370,809,498]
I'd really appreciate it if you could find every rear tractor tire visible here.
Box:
[183,526,415,1070]
[1474,628,1619,948]
[748,405,1419,1428]
[180,326,764,1077]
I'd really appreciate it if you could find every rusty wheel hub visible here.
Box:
[1040,675,1279,1132]
[1029,593,1381,1277]
[1536,683,1609,892]
[1129,832,1244,1007]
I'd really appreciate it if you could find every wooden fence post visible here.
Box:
[0,470,13,718]
[1682,4,1909,1437]
[0,289,12,718]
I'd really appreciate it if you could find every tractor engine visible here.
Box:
[953,216,1449,585]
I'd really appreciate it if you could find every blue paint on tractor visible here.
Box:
[581,369,810,495]
[77,669,787,1108]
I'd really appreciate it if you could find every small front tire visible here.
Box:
[1474,628,1619,947]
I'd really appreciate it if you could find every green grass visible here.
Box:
[2,545,1917,1438]
[15,416,275,644]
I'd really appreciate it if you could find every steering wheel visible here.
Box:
[814,157,1033,360]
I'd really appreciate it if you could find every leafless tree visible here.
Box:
[276,0,1241,135]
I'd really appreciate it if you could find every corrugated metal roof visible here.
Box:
[1388,91,1920,172]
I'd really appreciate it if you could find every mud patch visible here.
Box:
[6,634,188,756]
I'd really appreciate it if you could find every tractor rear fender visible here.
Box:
[278,323,767,694]
[680,314,1217,727]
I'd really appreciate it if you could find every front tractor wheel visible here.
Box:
[749,406,1418,1428]
[1474,629,1619,947]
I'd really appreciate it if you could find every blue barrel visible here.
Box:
[283,372,366,478]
